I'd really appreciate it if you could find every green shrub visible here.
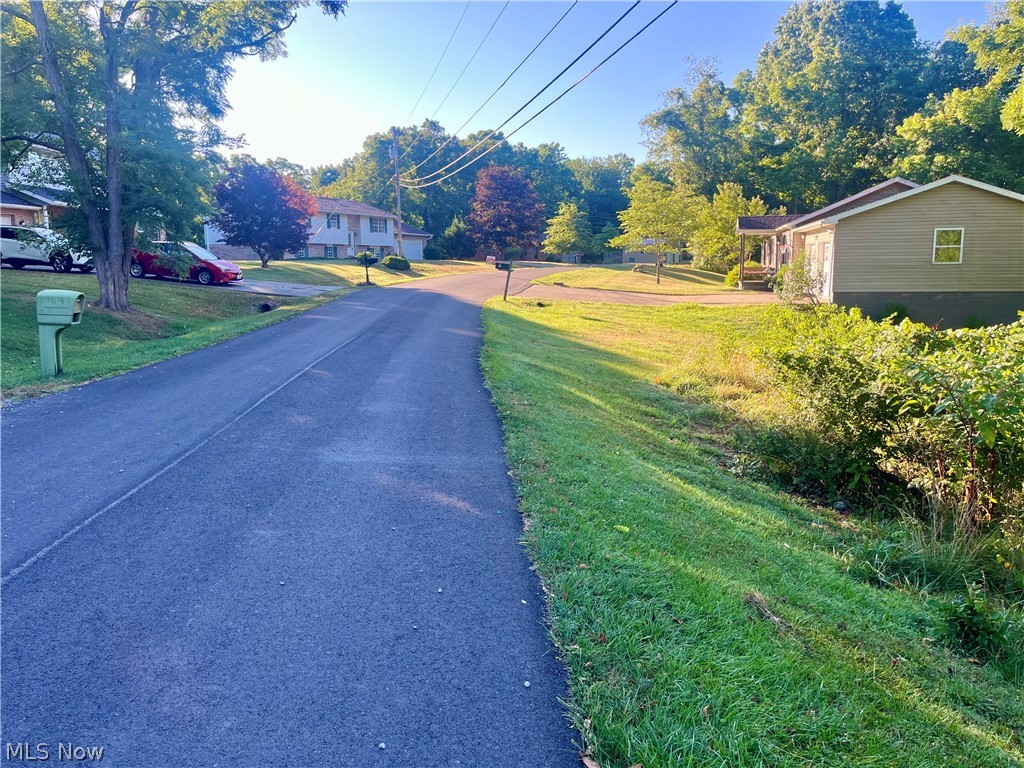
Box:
[423,243,443,261]
[754,307,1024,546]
[381,254,410,271]
[939,583,1016,661]
[880,302,911,323]
[503,246,522,261]
[724,260,762,287]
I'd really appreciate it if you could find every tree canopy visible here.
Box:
[469,165,545,254]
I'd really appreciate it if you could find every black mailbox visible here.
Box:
[495,261,511,271]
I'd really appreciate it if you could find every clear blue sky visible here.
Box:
[220,1,992,169]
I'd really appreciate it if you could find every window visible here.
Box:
[326,213,340,229]
[294,246,307,259]
[324,245,337,259]
[933,228,963,263]
[369,217,388,234]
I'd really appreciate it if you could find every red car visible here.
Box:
[130,241,243,285]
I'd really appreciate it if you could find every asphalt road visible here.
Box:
[1,267,580,767]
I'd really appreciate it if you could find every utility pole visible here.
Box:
[391,128,404,260]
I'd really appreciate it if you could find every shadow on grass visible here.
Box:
[481,298,1024,768]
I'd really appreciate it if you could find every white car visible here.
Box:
[0,226,93,273]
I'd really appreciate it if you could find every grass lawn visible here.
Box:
[233,258,489,287]
[1,269,339,400]
[481,298,1023,768]
[533,263,735,295]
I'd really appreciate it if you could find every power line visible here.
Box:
[401,2,678,190]
[404,1,578,179]
[429,1,509,122]
[404,1,470,123]
[402,0,641,184]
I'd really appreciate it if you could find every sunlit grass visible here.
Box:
[481,298,1023,768]
[1,269,338,399]
[234,258,488,287]
[533,263,736,295]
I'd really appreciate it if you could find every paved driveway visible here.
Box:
[1,267,579,768]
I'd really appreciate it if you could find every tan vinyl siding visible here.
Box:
[832,183,1024,293]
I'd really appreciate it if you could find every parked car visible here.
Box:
[0,226,94,272]
[130,241,243,285]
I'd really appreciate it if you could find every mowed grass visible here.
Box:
[1,269,338,399]
[533,263,734,295]
[481,298,1023,768]
[234,258,489,287]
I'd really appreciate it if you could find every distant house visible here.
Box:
[622,239,685,265]
[737,175,1024,327]
[0,178,69,228]
[205,197,431,262]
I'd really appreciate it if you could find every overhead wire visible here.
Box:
[403,1,578,179]
[401,0,641,184]
[404,1,470,123]
[400,1,678,190]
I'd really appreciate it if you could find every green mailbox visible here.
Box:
[36,289,85,376]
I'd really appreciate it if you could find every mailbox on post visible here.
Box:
[36,289,85,376]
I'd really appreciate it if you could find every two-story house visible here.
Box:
[205,197,431,262]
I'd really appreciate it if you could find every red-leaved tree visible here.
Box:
[469,166,545,256]
[214,163,318,268]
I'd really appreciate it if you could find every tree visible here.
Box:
[0,0,344,311]
[510,142,582,218]
[610,175,697,283]
[741,0,928,209]
[688,183,770,274]
[643,59,749,199]
[566,154,634,237]
[468,166,545,255]
[542,202,591,263]
[956,0,1024,135]
[440,214,476,260]
[891,87,1024,192]
[213,162,317,269]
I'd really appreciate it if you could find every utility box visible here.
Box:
[36,289,85,376]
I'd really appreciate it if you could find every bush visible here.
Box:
[724,260,762,287]
[775,250,823,304]
[938,583,1016,661]
[880,302,911,323]
[381,254,410,271]
[423,243,443,261]
[503,246,522,261]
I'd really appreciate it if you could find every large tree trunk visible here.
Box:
[99,6,131,311]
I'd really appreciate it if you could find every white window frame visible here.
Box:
[369,217,388,234]
[932,227,964,264]
[324,245,337,259]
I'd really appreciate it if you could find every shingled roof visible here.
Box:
[736,214,803,232]
[315,197,396,219]
[400,223,432,238]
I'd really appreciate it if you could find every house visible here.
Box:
[1,178,69,227]
[204,197,431,261]
[737,175,1024,327]
[622,239,685,265]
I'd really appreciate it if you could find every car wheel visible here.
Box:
[51,253,73,273]
[129,261,145,278]
[78,264,94,273]
[196,268,214,285]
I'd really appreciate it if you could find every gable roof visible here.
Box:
[400,223,432,238]
[786,177,919,230]
[315,197,396,219]
[1,188,44,209]
[822,175,1024,224]
[737,214,803,232]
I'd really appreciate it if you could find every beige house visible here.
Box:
[205,197,431,261]
[738,176,1024,327]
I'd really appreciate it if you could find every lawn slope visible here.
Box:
[233,258,488,287]
[1,270,337,399]
[481,298,1023,768]
[533,264,734,295]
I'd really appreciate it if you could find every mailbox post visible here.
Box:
[496,260,512,301]
[36,289,85,376]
